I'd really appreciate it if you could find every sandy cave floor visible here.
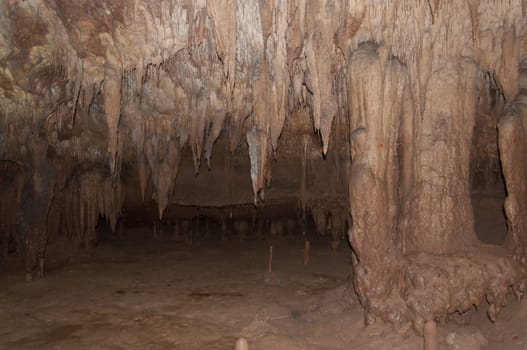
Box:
[1,215,527,349]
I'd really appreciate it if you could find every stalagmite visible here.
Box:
[268,245,273,274]
[303,240,310,266]
[235,338,249,350]
[423,320,438,350]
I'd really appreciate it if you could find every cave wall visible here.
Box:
[0,0,526,330]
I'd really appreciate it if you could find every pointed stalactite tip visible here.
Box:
[322,141,329,156]
[158,204,165,221]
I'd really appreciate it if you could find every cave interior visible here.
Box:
[1,0,527,349]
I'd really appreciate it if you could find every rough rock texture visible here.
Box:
[500,60,527,263]
[405,247,525,332]
[0,0,526,334]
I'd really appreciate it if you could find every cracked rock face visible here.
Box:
[1,0,527,329]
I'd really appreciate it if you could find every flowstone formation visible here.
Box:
[0,0,526,335]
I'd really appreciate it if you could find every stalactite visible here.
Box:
[55,168,124,247]
[499,28,519,101]
[103,64,122,174]
[467,0,479,45]
[299,134,309,218]
[247,126,270,204]
[207,0,237,95]
[305,0,343,155]
[427,0,439,24]
[228,86,252,153]
[190,94,207,174]
[265,0,289,151]
[144,117,183,219]
[204,91,227,169]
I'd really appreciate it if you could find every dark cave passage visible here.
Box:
[471,191,508,246]
[470,88,508,246]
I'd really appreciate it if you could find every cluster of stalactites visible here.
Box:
[52,168,124,247]
[0,0,525,216]
[0,0,342,213]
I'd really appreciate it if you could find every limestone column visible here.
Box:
[400,59,479,254]
[347,43,408,322]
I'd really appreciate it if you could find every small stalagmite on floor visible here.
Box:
[423,320,438,350]
[304,240,310,266]
[235,338,249,350]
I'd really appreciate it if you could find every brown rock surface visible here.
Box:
[0,0,526,345]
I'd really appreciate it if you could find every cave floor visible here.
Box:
[0,228,526,350]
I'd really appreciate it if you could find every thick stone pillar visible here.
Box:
[400,59,479,254]
[347,43,408,322]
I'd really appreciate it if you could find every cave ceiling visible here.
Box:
[0,0,525,214]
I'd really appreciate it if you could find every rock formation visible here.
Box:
[0,0,526,336]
